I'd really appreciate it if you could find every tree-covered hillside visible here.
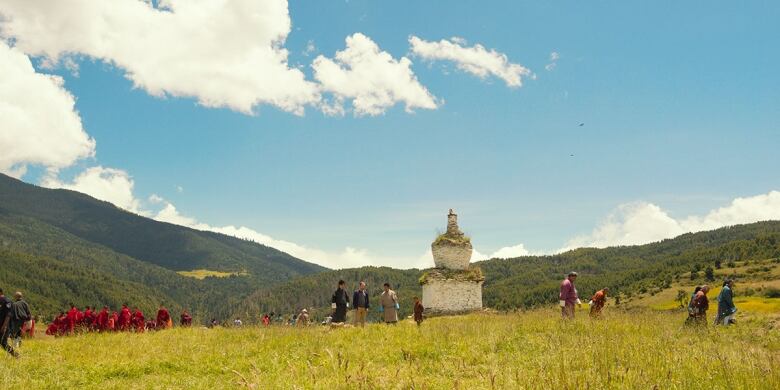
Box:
[0,173,324,280]
[0,173,327,321]
[236,221,780,319]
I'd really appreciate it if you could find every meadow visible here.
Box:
[2,307,779,389]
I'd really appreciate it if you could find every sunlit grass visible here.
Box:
[2,309,778,389]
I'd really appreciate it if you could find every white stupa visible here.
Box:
[420,209,484,315]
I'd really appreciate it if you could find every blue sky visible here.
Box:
[2,1,779,268]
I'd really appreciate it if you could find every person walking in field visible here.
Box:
[379,283,399,324]
[296,309,309,327]
[132,308,145,333]
[9,292,31,350]
[331,280,350,323]
[156,304,171,329]
[262,313,271,327]
[0,288,18,358]
[589,287,608,318]
[119,304,132,331]
[352,281,370,327]
[688,285,710,326]
[716,279,737,326]
[559,272,581,319]
[180,310,192,327]
[413,296,424,326]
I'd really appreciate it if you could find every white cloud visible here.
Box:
[313,33,439,116]
[0,0,319,115]
[409,36,532,88]
[545,51,559,71]
[0,41,95,178]
[41,166,143,214]
[486,244,531,259]
[562,191,780,251]
[153,199,407,269]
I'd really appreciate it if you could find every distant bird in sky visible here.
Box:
[578,123,584,127]
[570,154,575,157]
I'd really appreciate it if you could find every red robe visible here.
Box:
[96,309,109,331]
[156,308,171,329]
[108,312,118,331]
[132,310,145,332]
[66,307,79,333]
[56,315,68,335]
[83,309,94,330]
[180,312,192,327]
[119,307,132,331]
[46,320,59,336]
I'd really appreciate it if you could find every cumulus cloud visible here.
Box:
[0,0,319,115]
[486,244,531,259]
[409,36,532,87]
[313,33,439,116]
[153,199,406,269]
[41,166,143,214]
[563,191,780,251]
[0,41,95,178]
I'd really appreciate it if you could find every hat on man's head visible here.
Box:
[568,271,578,277]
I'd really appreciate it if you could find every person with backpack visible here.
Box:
[685,286,702,325]
[688,285,710,326]
[9,292,31,350]
[0,288,18,358]
[716,279,737,326]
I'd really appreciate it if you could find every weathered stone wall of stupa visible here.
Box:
[422,279,483,314]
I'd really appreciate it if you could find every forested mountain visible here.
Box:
[0,173,326,321]
[235,221,780,319]
[2,173,779,324]
[0,173,324,279]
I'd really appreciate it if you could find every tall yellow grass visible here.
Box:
[2,308,778,389]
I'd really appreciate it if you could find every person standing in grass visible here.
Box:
[559,272,581,319]
[380,283,399,324]
[413,296,424,326]
[589,288,609,318]
[119,304,132,331]
[0,288,18,358]
[331,280,350,323]
[716,279,737,326]
[132,308,145,333]
[352,281,370,327]
[688,285,710,326]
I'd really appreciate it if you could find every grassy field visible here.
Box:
[177,269,247,280]
[2,308,779,389]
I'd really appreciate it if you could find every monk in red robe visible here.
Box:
[46,314,62,336]
[108,311,118,332]
[180,310,192,327]
[119,304,132,331]
[96,306,109,332]
[156,305,171,330]
[66,304,79,335]
[132,308,145,333]
[56,312,68,336]
[83,306,95,331]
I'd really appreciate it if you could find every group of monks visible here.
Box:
[45,303,185,336]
